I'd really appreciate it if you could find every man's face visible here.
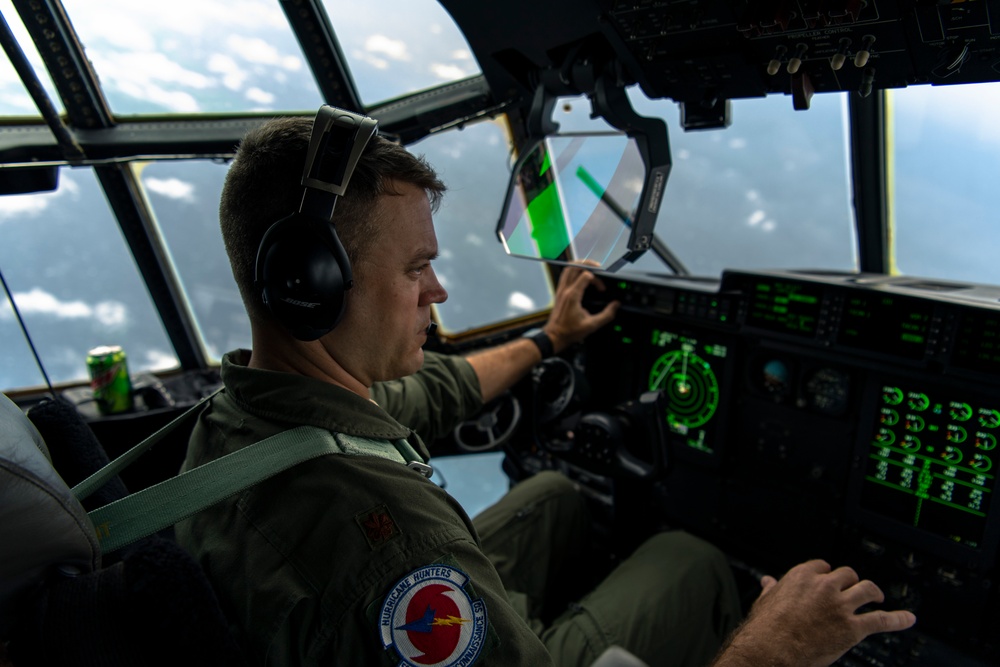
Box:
[324,180,448,386]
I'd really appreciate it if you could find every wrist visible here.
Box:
[522,327,555,359]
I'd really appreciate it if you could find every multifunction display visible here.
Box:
[647,328,729,455]
[860,381,997,550]
[953,309,1000,375]
[837,294,933,360]
[746,279,824,337]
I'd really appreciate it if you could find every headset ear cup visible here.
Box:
[254,212,353,341]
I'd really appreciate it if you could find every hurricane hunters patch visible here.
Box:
[376,562,491,666]
[356,504,401,549]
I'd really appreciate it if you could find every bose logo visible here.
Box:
[282,297,320,308]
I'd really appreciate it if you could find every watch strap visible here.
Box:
[522,327,554,359]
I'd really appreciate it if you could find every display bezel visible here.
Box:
[847,374,1000,570]
[951,307,1000,377]
[743,277,826,340]
[835,291,934,361]
[586,307,737,467]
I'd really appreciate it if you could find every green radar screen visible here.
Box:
[647,330,727,453]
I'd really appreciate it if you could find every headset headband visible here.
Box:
[298,106,380,220]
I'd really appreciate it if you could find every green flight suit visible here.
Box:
[176,350,741,667]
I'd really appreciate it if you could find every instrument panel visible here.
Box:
[518,267,1000,665]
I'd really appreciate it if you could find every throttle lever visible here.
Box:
[613,390,669,479]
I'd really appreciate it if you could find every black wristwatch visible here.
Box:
[522,327,555,359]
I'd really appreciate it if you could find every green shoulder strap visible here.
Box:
[72,393,429,555]
[85,425,341,553]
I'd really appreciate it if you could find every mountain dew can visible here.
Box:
[86,345,134,415]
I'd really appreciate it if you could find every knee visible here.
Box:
[527,470,578,495]
[638,530,731,579]
[512,471,583,507]
[509,471,589,530]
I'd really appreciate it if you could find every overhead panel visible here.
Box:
[443,0,1000,113]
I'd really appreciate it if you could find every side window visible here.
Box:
[889,82,1000,284]
[139,160,250,361]
[412,119,554,334]
[0,167,176,392]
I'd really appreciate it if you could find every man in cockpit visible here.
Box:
[176,112,915,667]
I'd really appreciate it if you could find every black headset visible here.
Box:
[254,105,379,341]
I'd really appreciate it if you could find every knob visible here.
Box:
[767,45,787,75]
[831,38,851,71]
[787,43,808,74]
[855,35,875,68]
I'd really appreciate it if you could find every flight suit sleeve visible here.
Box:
[371,351,484,443]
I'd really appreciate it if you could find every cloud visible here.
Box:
[124,84,201,112]
[430,63,467,81]
[0,194,51,221]
[365,35,411,61]
[352,49,388,70]
[93,301,128,327]
[746,209,776,232]
[95,51,212,89]
[1,288,129,326]
[144,349,180,371]
[507,291,536,312]
[89,51,209,111]
[226,35,302,71]
[55,3,301,111]
[60,11,155,50]
[207,54,248,91]
[0,172,80,222]
[144,177,195,202]
[728,138,747,149]
[245,87,275,105]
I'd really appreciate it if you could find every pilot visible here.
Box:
[175,112,915,667]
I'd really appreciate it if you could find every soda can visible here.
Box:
[86,345,134,415]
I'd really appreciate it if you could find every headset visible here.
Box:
[254,105,379,341]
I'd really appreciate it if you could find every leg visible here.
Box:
[541,531,743,667]
[473,471,591,623]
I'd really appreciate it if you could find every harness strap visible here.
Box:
[85,424,431,554]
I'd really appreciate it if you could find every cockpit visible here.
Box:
[2,1,999,665]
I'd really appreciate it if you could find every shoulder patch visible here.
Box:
[356,504,401,549]
[378,563,489,666]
